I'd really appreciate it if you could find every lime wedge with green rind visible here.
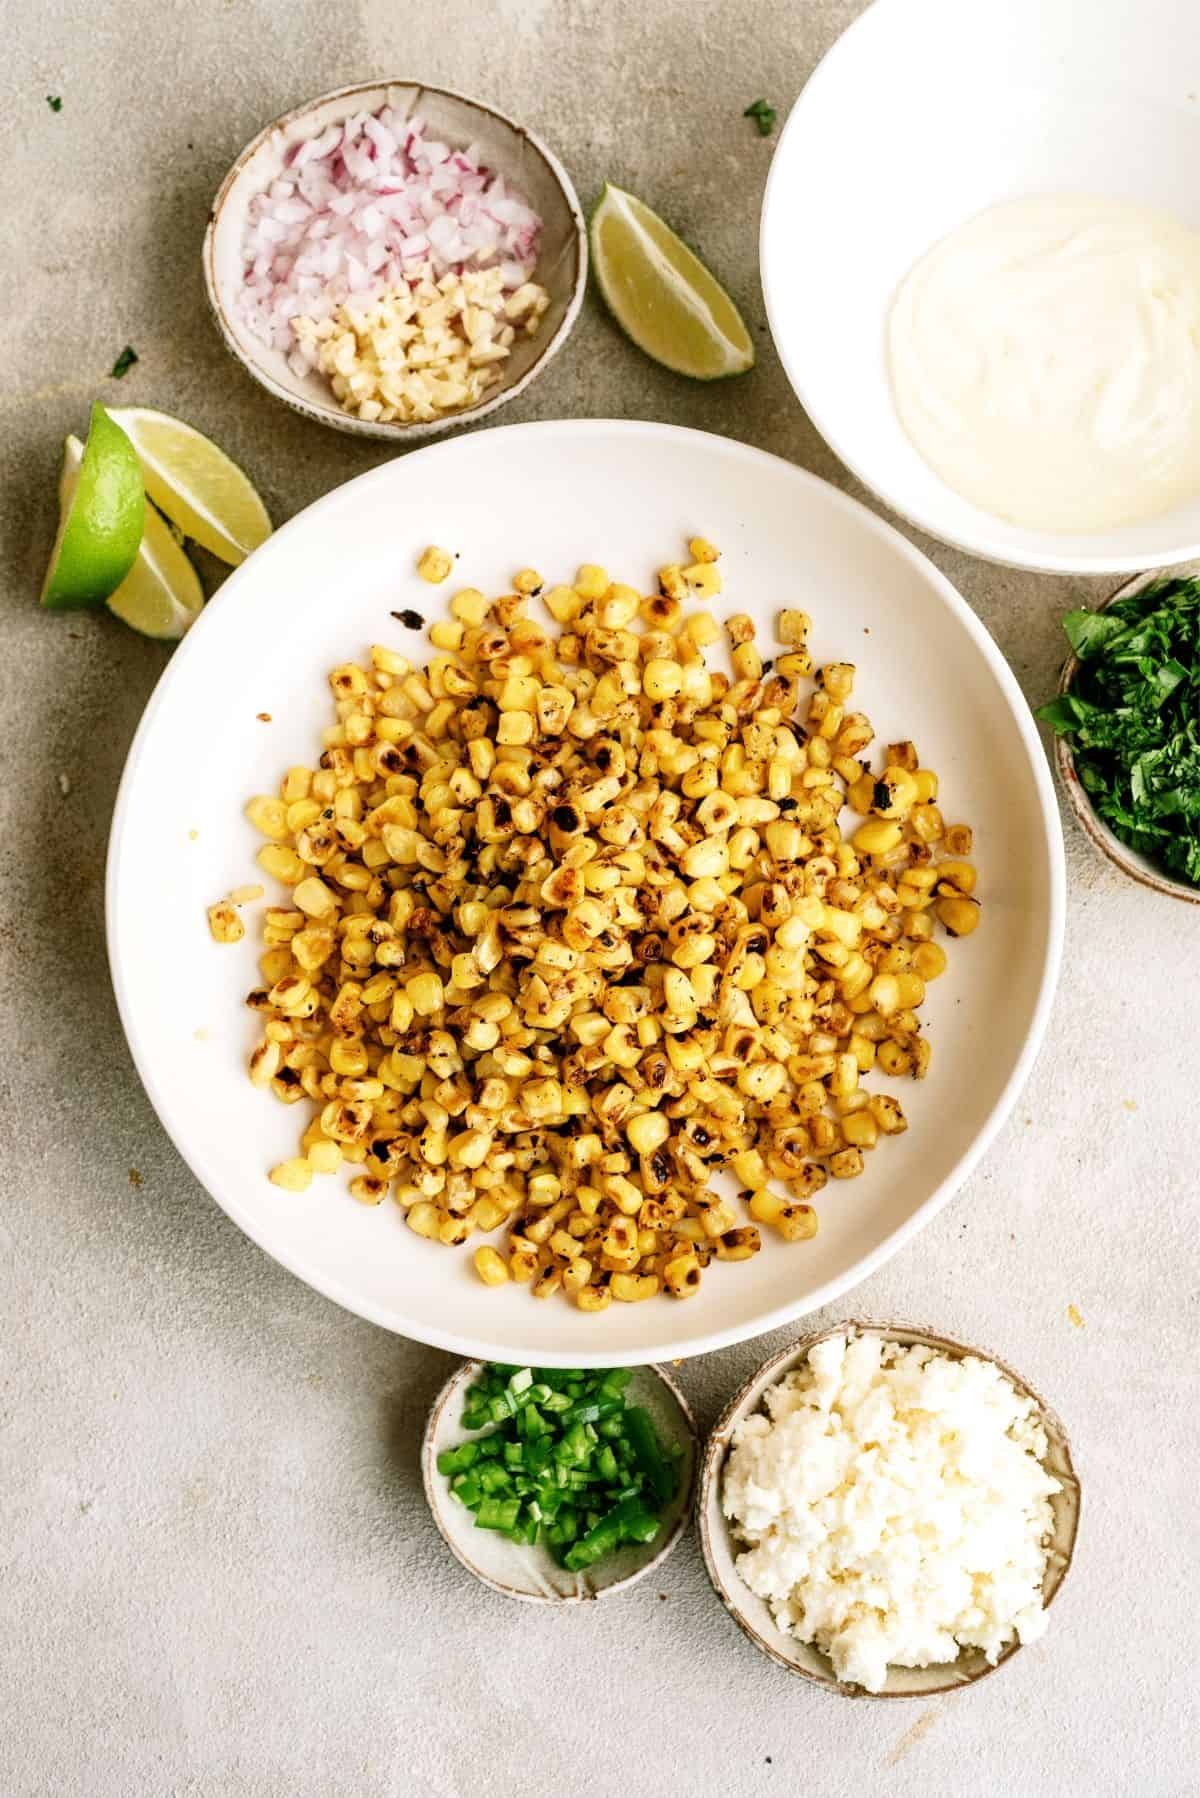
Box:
[58,436,206,638]
[107,406,271,566]
[40,403,144,609]
[590,183,754,380]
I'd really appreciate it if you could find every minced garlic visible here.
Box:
[292,265,550,425]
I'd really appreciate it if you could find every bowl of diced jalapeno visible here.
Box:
[423,1361,697,1601]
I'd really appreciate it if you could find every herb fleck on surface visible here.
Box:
[110,345,138,379]
[743,98,777,137]
[46,95,63,112]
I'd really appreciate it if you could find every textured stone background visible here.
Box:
[1,2,1195,1794]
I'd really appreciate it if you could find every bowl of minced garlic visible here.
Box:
[700,1323,1080,1696]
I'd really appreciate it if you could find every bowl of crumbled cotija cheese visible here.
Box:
[699,1324,1080,1697]
[204,80,586,438]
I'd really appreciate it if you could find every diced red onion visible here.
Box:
[239,105,543,360]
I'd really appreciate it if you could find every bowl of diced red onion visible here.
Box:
[203,80,587,439]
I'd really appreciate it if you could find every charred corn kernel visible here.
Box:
[612,1272,660,1302]
[473,1245,509,1286]
[576,1282,611,1312]
[841,1109,878,1149]
[748,1188,786,1227]
[406,972,444,1015]
[715,1226,761,1260]
[871,766,919,819]
[416,545,452,584]
[229,883,266,905]
[308,1140,343,1174]
[894,972,926,1008]
[543,584,580,624]
[936,860,977,895]
[664,1251,702,1297]
[936,895,981,937]
[429,619,463,652]
[269,1158,312,1193]
[208,901,244,943]
[448,587,488,626]
[869,1093,908,1135]
[821,662,855,702]
[912,941,948,981]
[696,1194,738,1238]
[248,1039,280,1085]
[853,818,903,856]
[913,769,939,802]
[775,1202,818,1241]
[944,824,973,856]
[876,1039,913,1077]
[682,608,721,646]
[730,1148,768,1188]
[644,658,683,700]
[688,536,719,564]
[406,1201,441,1239]
[350,1175,387,1206]
[574,563,609,599]
[448,1129,493,1169]
[684,562,721,598]
[562,1255,592,1296]
[778,608,810,644]
[246,795,288,839]
[626,1110,670,1156]
[257,844,306,885]
[867,973,901,1017]
[911,803,944,844]
[328,1038,369,1077]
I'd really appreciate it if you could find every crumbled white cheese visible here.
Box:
[722,1331,1060,1692]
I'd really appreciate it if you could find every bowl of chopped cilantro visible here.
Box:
[423,1361,696,1601]
[1039,567,1200,902]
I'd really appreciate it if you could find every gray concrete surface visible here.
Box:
[0,2,1195,1793]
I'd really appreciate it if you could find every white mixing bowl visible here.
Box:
[761,0,1200,574]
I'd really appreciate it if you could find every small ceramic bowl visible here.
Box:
[699,1321,1080,1698]
[1054,561,1200,907]
[203,80,586,439]
[423,1361,697,1603]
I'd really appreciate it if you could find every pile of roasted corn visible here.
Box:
[211,539,979,1310]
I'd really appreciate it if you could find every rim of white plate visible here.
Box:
[759,0,1200,576]
[105,420,1066,1364]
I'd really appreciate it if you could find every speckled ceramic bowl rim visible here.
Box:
[699,1319,1081,1699]
[1054,562,1200,907]
[201,78,587,440]
[422,1360,697,1604]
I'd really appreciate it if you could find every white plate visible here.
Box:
[761,0,1200,574]
[106,420,1064,1365]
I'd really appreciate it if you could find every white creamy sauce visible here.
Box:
[888,194,1200,531]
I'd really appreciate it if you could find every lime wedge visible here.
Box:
[58,437,205,639]
[106,407,272,565]
[41,403,144,609]
[590,183,754,380]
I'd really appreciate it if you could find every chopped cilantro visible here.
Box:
[46,95,63,112]
[743,98,777,137]
[110,345,138,380]
[1037,578,1200,886]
